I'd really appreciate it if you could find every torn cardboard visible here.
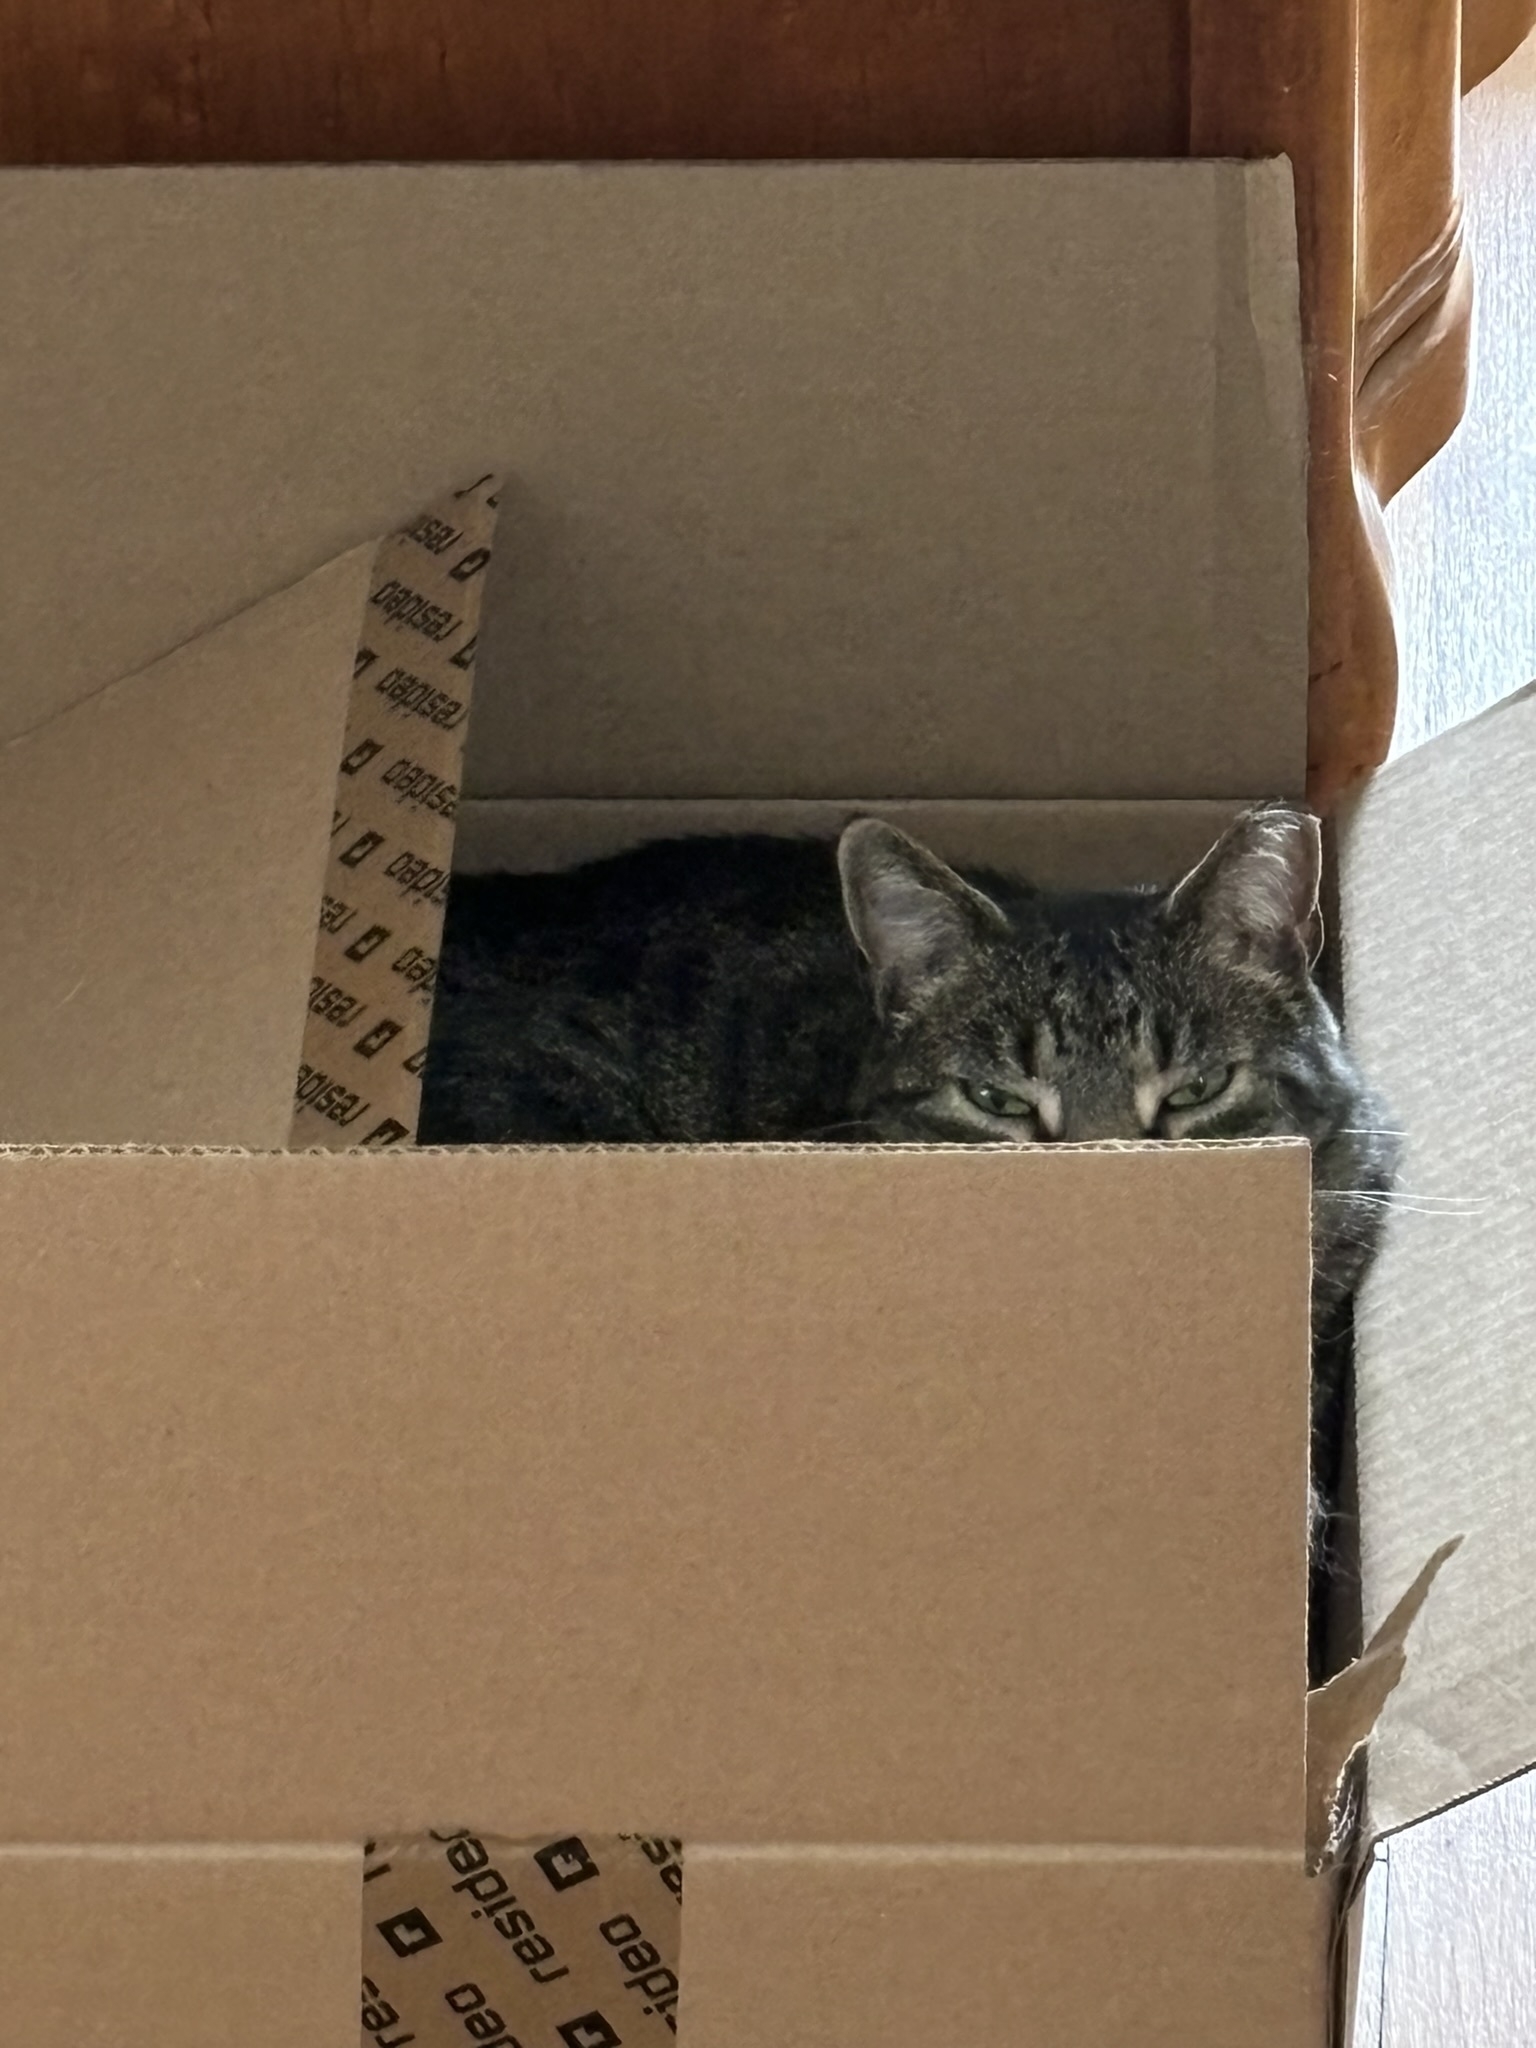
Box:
[1305,1538,1463,1870]
[293,474,499,1150]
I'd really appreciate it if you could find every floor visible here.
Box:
[1354,1779,1536,2045]
[1353,29,1536,2047]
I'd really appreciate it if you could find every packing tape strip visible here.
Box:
[292,474,501,1150]
[362,1833,684,2047]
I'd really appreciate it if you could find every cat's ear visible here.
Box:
[838,820,1009,1015]
[1165,803,1322,975]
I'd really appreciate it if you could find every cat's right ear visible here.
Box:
[837,820,1008,1017]
[1164,802,1323,977]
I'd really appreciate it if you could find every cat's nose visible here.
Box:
[1057,1096,1145,1143]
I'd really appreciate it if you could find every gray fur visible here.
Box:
[421,806,1396,1343]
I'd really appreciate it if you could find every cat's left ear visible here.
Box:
[1164,803,1322,976]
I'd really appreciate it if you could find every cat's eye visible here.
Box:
[963,1080,1034,1120]
[1163,1065,1234,1111]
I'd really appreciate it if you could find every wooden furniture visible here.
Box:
[3,0,1530,805]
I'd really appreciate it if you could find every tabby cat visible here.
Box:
[419,805,1398,1674]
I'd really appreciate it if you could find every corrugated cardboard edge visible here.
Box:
[0,1134,1312,1161]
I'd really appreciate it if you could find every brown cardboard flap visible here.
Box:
[681,1846,1331,2048]
[454,797,1250,887]
[1338,681,1536,1833]
[0,1846,359,2047]
[293,474,499,1151]
[0,1144,1310,1848]
[0,548,367,1146]
[0,161,1304,802]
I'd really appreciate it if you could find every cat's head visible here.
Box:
[837,807,1387,1174]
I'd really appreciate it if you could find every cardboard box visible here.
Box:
[0,161,1528,2046]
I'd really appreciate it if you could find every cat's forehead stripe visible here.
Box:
[1042,977,1150,1050]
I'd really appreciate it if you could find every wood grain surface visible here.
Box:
[0,0,1189,162]
[1465,0,1536,88]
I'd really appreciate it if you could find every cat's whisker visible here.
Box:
[1368,1196,1490,1212]
[1319,1189,1495,1217]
